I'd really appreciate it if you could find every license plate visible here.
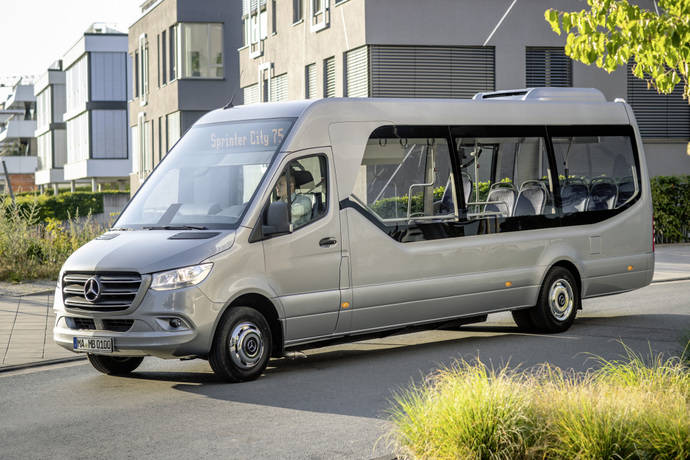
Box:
[73,336,113,353]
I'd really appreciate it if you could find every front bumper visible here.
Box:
[53,283,225,359]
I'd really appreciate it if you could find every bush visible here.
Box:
[0,201,107,281]
[651,175,690,243]
[2,191,128,222]
[388,347,689,459]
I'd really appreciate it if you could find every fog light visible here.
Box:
[169,318,182,328]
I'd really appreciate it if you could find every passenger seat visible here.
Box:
[485,183,517,217]
[513,181,547,216]
[560,183,589,213]
[587,182,618,211]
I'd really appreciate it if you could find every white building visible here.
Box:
[34,61,68,193]
[0,81,37,193]
[62,23,131,191]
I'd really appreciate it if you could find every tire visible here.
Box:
[209,307,272,383]
[529,267,579,333]
[87,354,144,375]
[511,309,536,331]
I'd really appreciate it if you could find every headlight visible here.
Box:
[151,263,213,291]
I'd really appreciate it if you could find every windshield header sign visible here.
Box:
[195,119,295,154]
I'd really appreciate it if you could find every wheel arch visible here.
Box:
[214,293,284,357]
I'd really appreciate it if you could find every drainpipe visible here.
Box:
[2,159,15,204]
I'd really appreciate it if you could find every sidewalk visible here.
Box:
[1,245,689,371]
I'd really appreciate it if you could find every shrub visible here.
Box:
[0,200,107,281]
[388,347,689,459]
[2,191,128,222]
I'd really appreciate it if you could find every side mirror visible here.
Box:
[262,201,292,236]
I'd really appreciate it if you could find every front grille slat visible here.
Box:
[62,272,142,312]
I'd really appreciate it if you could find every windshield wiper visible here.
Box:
[142,225,208,230]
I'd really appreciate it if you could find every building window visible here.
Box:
[310,0,329,32]
[323,56,335,98]
[161,30,167,84]
[169,25,177,80]
[166,111,181,149]
[156,34,161,88]
[525,47,572,87]
[259,62,273,102]
[270,73,288,101]
[178,23,224,79]
[244,0,268,58]
[272,0,277,34]
[305,63,316,99]
[138,34,149,105]
[134,51,139,98]
[293,0,303,23]
[627,61,690,139]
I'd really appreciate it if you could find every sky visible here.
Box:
[0,0,142,99]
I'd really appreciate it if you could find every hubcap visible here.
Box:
[228,322,264,369]
[549,279,574,321]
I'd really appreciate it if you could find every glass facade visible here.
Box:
[179,23,224,79]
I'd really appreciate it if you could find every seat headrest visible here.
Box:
[292,170,314,187]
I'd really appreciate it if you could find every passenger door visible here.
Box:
[261,149,342,342]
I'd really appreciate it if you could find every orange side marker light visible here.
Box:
[341,302,350,309]
[505,281,512,288]
[627,265,634,271]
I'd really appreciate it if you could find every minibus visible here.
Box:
[54,88,654,382]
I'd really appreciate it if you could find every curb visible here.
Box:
[0,356,87,374]
[651,276,690,284]
[0,288,55,298]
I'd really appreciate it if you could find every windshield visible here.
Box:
[115,118,295,230]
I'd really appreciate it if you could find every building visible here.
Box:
[238,0,690,177]
[62,23,131,192]
[0,81,37,193]
[34,61,68,193]
[128,0,243,192]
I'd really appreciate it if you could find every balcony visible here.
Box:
[0,119,37,142]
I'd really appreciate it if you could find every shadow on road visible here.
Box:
[120,313,689,420]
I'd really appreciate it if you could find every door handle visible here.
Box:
[319,237,337,247]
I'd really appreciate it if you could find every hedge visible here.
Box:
[651,175,690,243]
[2,191,129,222]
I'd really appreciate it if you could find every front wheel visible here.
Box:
[529,267,579,333]
[87,354,144,375]
[209,307,272,383]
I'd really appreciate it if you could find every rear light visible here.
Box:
[652,217,655,252]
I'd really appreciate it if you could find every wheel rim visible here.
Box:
[228,321,265,370]
[549,279,574,321]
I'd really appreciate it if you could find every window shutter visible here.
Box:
[627,62,690,139]
[525,47,572,87]
[324,57,336,98]
[270,73,288,102]
[369,45,495,98]
[305,63,317,99]
[345,46,369,97]
[243,84,259,104]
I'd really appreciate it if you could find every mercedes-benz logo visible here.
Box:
[83,277,102,303]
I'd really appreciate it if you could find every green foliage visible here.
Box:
[0,201,107,281]
[651,175,690,242]
[388,347,690,459]
[545,0,690,99]
[2,191,128,222]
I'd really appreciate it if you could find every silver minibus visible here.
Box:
[54,88,654,381]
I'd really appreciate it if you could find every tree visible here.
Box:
[545,0,690,100]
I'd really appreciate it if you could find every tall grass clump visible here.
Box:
[0,200,107,281]
[388,347,689,459]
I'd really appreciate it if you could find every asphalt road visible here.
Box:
[1,280,689,460]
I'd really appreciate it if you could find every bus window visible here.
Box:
[352,133,455,223]
[455,136,555,219]
[551,136,638,213]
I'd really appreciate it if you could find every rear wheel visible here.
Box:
[209,307,272,383]
[87,354,144,375]
[529,267,579,333]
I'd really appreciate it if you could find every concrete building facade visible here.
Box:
[34,61,68,193]
[128,0,243,192]
[238,0,690,177]
[62,23,131,192]
[0,81,37,193]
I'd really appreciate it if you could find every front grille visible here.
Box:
[102,319,134,332]
[66,317,96,330]
[63,273,142,312]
